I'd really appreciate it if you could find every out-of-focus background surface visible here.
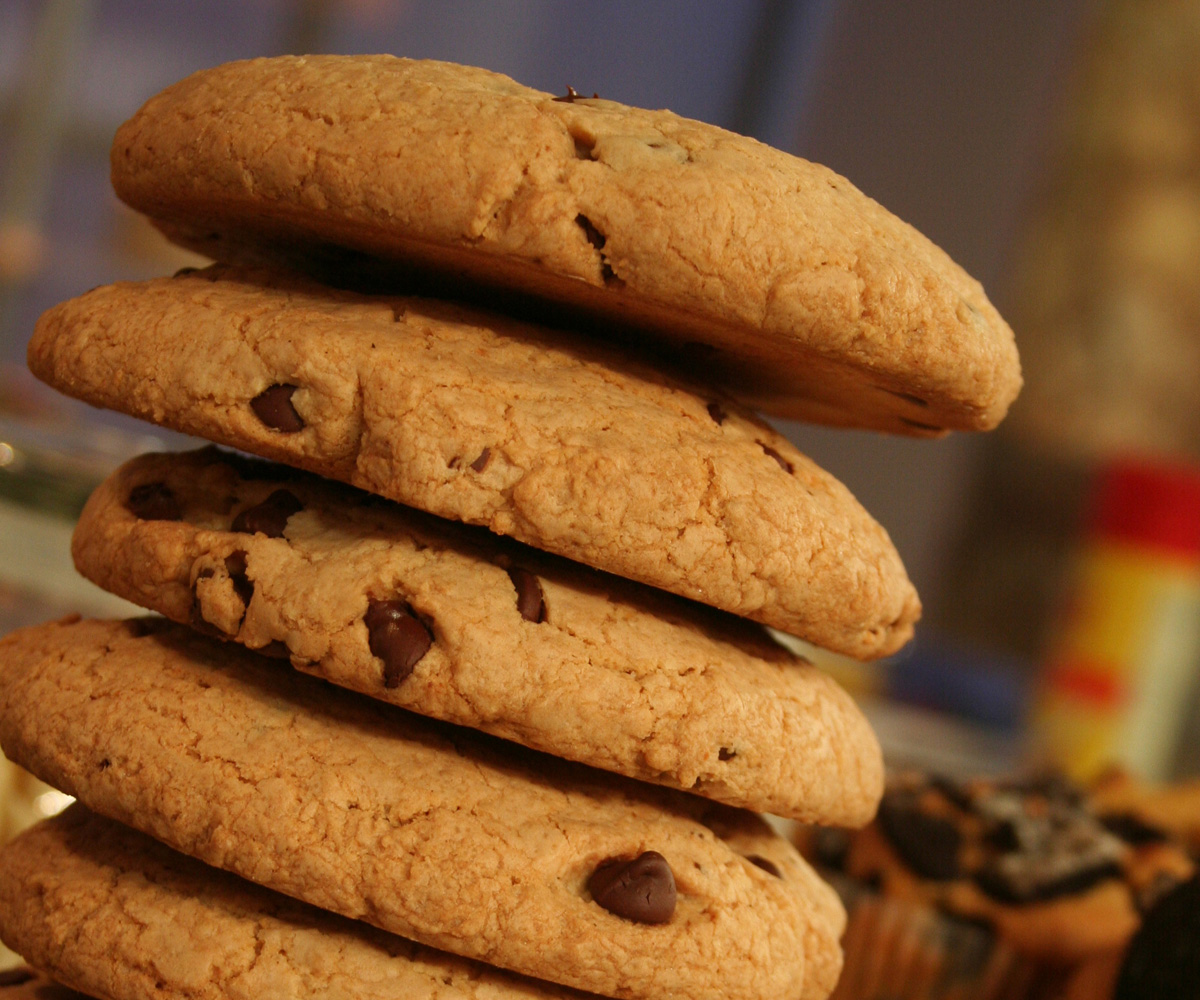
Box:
[3,0,1200,889]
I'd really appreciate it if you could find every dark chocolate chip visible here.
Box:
[718,747,736,761]
[0,968,35,987]
[250,384,305,433]
[126,482,182,521]
[507,568,546,623]
[587,851,676,924]
[98,758,111,771]
[878,791,963,880]
[1117,874,1200,1000]
[224,550,254,606]
[747,855,782,878]
[470,447,491,472]
[758,442,794,474]
[707,402,728,425]
[365,600,433,687]
[232,490,303,538]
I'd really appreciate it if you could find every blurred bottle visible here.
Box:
[1034,456,1200,781]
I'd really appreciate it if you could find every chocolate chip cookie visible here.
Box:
[110,55,1020,434]
[0,617,844,1000]
[72,447,883,824]
[0,804,597,1000]
[29,264,920,659]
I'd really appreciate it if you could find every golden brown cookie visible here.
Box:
[0,617,844,1000]
[72,447,883,825]
[29,264,921,659]
[0,804,600,1000]
[110,56,1020,434]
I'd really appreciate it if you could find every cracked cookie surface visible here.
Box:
[73,447,883,824]
[0,806,599,1000]
[29,264,920,659]
[110,55,1020,434]
[0,617,844,1000]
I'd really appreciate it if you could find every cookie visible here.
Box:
[110,55,1021,435]
[72,447,883,825]
[0,617,845,1000]
[29,264,921,659]
[833,771,1194,961]
[0,804,598,1000]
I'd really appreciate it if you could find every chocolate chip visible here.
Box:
[759,442,794,474]
[365,600,433,687]
[1116,875,1200,999]
[232,490,303,538]
[718,747,736,761]
[587,851,676,924]
[224,550,254,606]
[126,482,181,521]
[470,447,491,472]
[0,968,35,987]
[707,402,728,425]
[507,569,546,623]
[98,758,110,771]
[747,855,782,878]
[878,791,963,880]
[250,384,304,433]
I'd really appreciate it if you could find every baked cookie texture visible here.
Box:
[0,805,595,1000]
[72,448,884,825]
[0,617,845,1000]
[29,264,921,659]
[110,55,1021,435]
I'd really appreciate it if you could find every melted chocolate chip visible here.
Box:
[718,747,736,761]
[224,550,254,606]
[470,447,491,472]
[232,490,303,538]
[126,482,182,521]
[250,384,305,433]
[878,791,962,880]
[759,442,794,474]
[365,600,433,687]
[507,569,546,623]
[0,968,35,987]
[1117,875,1200,999]
[747,855,782,878]
[707,401,728,425]
[588,851,676,923]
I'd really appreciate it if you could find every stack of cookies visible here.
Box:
[0,57,1020,1000]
